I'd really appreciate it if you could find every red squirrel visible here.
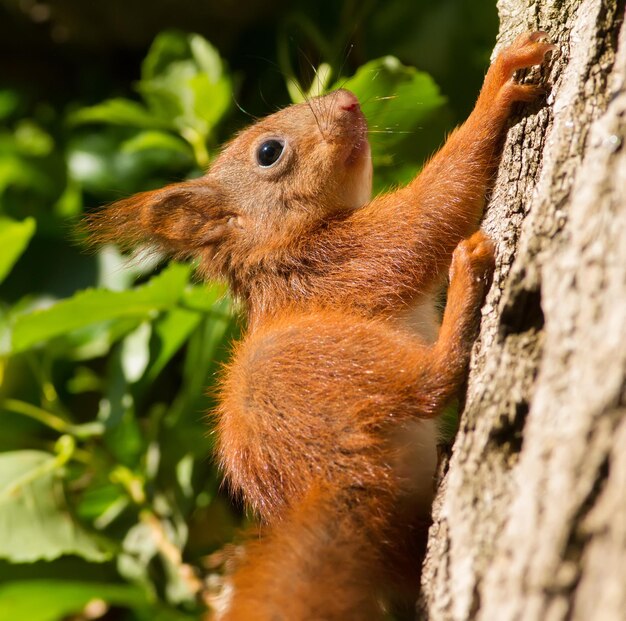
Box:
[87,32,554,620]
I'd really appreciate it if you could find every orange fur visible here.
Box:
[86,33,553,619]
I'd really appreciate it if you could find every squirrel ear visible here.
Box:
[85,178,234,256]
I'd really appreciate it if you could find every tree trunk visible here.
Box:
[419,1,626,620]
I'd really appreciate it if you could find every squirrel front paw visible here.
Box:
[442,232,496,349]
[449,230,495,294]
[493,31,556,105]
[499,31,556,77]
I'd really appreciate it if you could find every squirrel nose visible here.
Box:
[335,89,360,112]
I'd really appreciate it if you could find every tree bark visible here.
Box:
[419,1,626,620]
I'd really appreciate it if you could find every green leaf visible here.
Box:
[53,178,82,218]
[117,520,158,590]
[189,33,224,83]
[76,482,129,528]
[99,345,143,466]
[338,56,446,151]
[139,307,202,388]
[121,130,193,158]
[0,450,109,563]
[11,263,191,354]
[69,98,172,130]
[332,56,447,192]
[56,317,143,362]
[0,217,36,284]
[181,283,228,312]
[0,156,54,196]
[0,580,148,621]
[167,300,236,431]
[139,61,230,137]
[67,129,190,194]
[119,512,194,606]
[137,32,232,167]
[66,366,102,394]
[176,454,194,499]
[141,31,190,82]
[13,120,54,157]
[187,72,231,134]
[121,322,152,383]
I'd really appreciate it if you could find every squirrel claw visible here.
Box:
[499,30,556,78]
[529,31,550,42]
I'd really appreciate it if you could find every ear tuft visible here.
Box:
[83,178,234,257]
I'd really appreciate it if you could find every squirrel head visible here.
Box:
[86,89,372,282]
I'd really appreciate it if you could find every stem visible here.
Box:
[181,128,210,169]
[71,447,94,464]
[1,398,105,439]
[141,509,204,597]
[2,398,71,434]
[110,465,146,505]
[25,351,62,411]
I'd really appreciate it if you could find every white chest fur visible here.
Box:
[398,291,441,344]
[392,291,442,513]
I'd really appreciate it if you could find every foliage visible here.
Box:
[0,3,495,619]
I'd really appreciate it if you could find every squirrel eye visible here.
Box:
[256,139,285,167]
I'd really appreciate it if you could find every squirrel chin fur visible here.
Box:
[86,32,555,620]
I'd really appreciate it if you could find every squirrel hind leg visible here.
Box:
[217,310,456,521]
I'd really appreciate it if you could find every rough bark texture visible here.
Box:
[419,1,626,620]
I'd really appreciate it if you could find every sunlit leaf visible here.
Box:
[69,98,171,130]
[0,580,148,621]
[0,217,36,284]
[137,32,232,167]
[13,120,54,157]
[189,34,223,82]
[66,366,102,394]
[67,131,187,194]
[77,483,127,525]
[176,454,194,499]
[187,72,231,135]
[57,317,143,362]
[121,130,192,158]
[11,263,191,353]
[100,348,143,466]
[139,307,202,388]
[121,322,152,383]
[117,520,158,590]
[181,283,228,312]
[337,55,446,152]
[141,31,190,82]
[0,156,54,195]
[0,450,109,563]
[53,178,82,218]
[168,300,235,429]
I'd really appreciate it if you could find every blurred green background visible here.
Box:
[0,1,496,619]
